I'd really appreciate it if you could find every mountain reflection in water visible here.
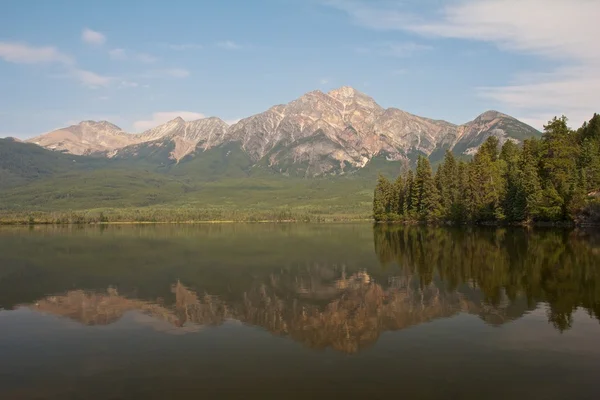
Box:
[1,224,600,399]
[12,225,599,354]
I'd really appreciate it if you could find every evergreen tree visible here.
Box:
[394,174,405,218]
[437,150,459,218]
[373,174,391,221]
[372,112,600,225]
[470,137,505,221]
[540,116,578,218]
[518,139,543,221]
[500,140,522,221]
[414,156,441,220]
[405,169,417,218]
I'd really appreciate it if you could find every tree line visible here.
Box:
[373,225,600,332]
[373,114,600,224]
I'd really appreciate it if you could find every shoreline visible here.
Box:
[1,219,598,227]
[0,218,374,226]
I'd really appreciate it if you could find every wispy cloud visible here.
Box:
[109,48,157,63]
[118,80,139,88]
[327,0,600,128]
[136,53,157,63]
[133,111,205,131]
[138,68,191,79]
[0,41,115,88]
[81,28,106,45]
[68,68,114,88]
[356,42,432,58]
[216,40,242,50]
[382,42,432,57]
[0,41,73,64]
[163,68,190,78]
[166,43,203,51]
[320,78,330,85]
[108,48,126,60]
[391,68,408,76]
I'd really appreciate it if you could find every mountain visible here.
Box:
[26,87,540,176]
[28,120,134,155]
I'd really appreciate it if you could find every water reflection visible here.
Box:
[2,225,600,355]
[374,226,600,332]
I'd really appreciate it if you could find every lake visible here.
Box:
[0,224,599,399]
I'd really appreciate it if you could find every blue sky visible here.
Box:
[1,0,598,138]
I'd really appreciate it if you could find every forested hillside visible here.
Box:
[373,114,600,225]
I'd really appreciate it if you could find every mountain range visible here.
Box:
[26,86,540,177]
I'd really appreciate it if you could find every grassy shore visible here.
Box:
[0,207,372,225]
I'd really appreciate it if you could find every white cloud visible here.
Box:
[381,42,432,57]
[136,53,157,63]
[133,111,206,131]
[0,41,73,64]
[216,40,241,50]
[81,28,106,45]
[109,48,127,60]
[137,68,190,79]
[69,68,114,88]
[167,43,203,51]
[320,78,330,85]
[328,0,600,128]
[109,48,157,63]
[353,42,431,58]
[119,80,139,88]
[164,68,190,78]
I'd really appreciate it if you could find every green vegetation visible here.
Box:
[374,225,600,332]
[374,114,600,225]
[0,140,386,223]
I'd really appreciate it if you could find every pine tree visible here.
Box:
[455,161,472,222]
[518,139,543,222]
[437,150,459,219]
[373,174,391,222]
[404,170,416,218]
[469,137,505,221]
[540,116,579,218]
[500,140,522,221]
[414,156,441,220]
[394,174,405,218]
[372,112,600,224]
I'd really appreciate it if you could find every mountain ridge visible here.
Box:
[26,86,541,176]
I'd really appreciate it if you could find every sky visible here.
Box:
[0,0,598,139]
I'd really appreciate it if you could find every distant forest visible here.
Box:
[373,114,600,225]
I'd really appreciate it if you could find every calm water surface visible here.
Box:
[0,224,599,399]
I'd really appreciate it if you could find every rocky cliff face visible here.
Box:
[26,87,540,175]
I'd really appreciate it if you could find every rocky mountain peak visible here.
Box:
[25,86,541,175]
[328,86,359,99]
[80,120,123,131]
[328,86,382,113]
[474,110,509,122]
[170,116,186,124]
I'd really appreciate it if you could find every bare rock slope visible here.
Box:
[27,87,540,175]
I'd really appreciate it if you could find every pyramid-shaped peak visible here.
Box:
[328,86,365,99]
[327,86,382,110]
[170,116,186,124]
[476,110,509,121]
